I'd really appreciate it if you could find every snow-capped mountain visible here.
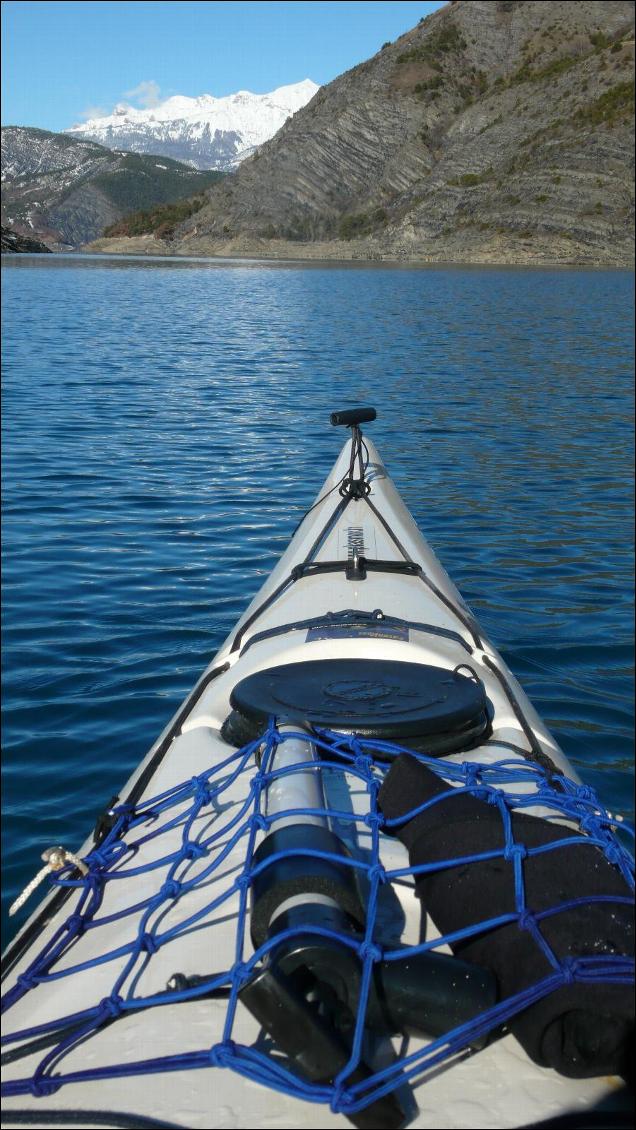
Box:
[65,80,320,170]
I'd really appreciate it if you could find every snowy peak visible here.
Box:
[65,80,320,170]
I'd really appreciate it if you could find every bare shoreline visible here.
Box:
[81,232,634,270]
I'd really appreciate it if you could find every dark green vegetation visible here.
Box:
[338,208,388,240]
[502,23,631,89]
[447,168,494,188]
[397,22,467,66]
[104,195,209,239]
[573,80,634,126]
[91,154,223,215]
[414,76,443,95]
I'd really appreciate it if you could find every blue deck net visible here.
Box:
[2,723,634,1118]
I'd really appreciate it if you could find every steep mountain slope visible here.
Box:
[1,128,223,248]
[155,0,634,265]
[65,81,319,170]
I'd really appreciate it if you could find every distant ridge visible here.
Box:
[65,80,320,170]
[103,0,633,267]
[1,127,223,248]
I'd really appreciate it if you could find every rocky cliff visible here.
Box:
[119,0,633,266]
[1,225,51,253]
[1,128,223,248]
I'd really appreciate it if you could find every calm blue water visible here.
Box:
[2,254,634,944]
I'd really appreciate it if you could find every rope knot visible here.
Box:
[208,1044,225,1068]
[366,862,386,886]
[65,914,85,935]
[251,812,269,833]
[17,972,37,992]
[363,811,383,831]
[236,873,252,893]
[86,849,109,870]
[161,879,182,900]
[89,839,128,869]
[463,763,482,788]
[210,1039,236,1067]
[183,841,206,862]
[9,844,86,917]
[485,788,503,806]
[231,961,252,987]
[518,909,536,932]
[560,957,578,985]
[330,1082,353,1114]
[100,994,124,1018]
[265,725,281,747]
[354,754,373,776]
[193,781,213,805]
[358,939,383,964]
[579,812,600,836]
[140,933,159,955]
[504,841,527,862]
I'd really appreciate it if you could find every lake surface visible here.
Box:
[2,254,634,943]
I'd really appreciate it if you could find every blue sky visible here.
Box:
[2,1,444,132]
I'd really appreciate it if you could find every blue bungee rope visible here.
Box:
[1,722,634,1118]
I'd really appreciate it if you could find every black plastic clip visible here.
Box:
[93,795,120,844]
[346,550,367,580]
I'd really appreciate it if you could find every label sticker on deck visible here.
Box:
[306,623,409,642]
[339,524,377,558]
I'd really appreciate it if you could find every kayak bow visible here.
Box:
[2,408,633,1130]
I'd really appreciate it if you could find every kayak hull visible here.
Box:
[1,437,627,1130]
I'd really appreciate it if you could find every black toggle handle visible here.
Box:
[240,963,406,1128]
[330,407,377,427]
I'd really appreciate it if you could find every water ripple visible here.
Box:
[1,255,633,941]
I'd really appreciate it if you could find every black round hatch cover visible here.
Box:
[230,659,488,747]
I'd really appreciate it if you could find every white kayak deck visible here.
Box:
[1,438,626,1129]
